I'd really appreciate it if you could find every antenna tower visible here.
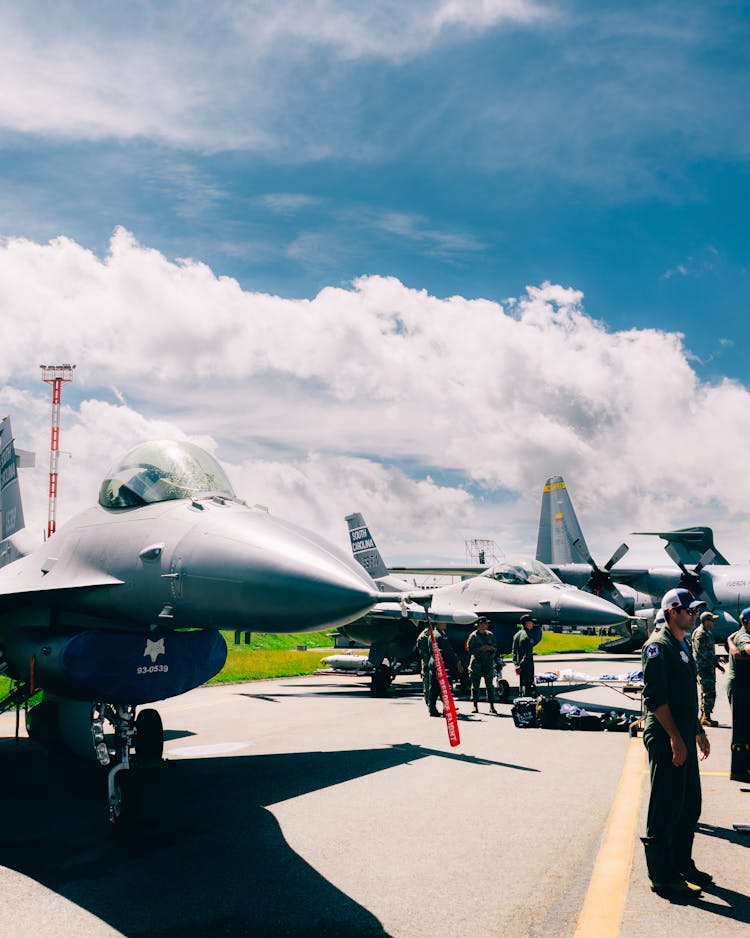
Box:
[40,363,76,538]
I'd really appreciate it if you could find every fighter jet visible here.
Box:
[0,418,392,823]
[343,513,629,693]
[536,475,740,648]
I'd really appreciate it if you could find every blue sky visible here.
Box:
[1,1,750,562]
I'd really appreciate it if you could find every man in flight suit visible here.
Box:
[727,608,750,781]
[466,616,498,714]
[416,621,462,717]
[512,614,535,698]
[692,610,724,727]
[641,588,712,900]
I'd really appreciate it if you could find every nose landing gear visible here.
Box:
[92,703,164,826]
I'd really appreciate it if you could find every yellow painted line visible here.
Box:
[574,738,646,938]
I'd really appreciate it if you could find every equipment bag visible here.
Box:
[535,695,561,729]
[559,703,604,731]
[511,697,538,728]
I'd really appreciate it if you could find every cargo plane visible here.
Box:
[536,475,742,648]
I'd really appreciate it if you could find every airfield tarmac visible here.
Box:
[0,653,747,938]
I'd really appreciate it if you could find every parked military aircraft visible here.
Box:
[343,512,629,693]
[536,475,741,648]
[0,418,398,823]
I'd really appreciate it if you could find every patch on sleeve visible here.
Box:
[645,644,660,659]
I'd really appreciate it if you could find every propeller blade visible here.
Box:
[604,542,629,570]
[694,548,716,573]
[664,541,688,574]
[572,537,596,568]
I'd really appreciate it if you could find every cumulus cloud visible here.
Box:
[2,228,749,563]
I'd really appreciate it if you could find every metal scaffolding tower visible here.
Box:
[40,363,75,538]
[464,538,502,567]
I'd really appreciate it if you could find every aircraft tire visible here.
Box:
[370,667,393,696]
[495,679,510,702]
[134,708,164,762]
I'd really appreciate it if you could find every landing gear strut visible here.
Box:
[91,703,164,825]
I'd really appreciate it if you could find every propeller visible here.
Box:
[572,538,630,606]
[663,544,715,597]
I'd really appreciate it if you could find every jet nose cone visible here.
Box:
[555,589,629,626]
[276,544,379,631]
[177,508,379,632]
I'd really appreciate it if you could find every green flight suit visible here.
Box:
[691,623,718,719]
[467,628,497,706]
[642,627,704,885]
[727,626,750,780]
[416,627,432,708]
[512,627,534,697]
[416,626,458,713]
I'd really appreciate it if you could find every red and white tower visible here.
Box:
[40,363,76,538]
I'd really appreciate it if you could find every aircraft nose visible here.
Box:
[555,589,629,627]
[174,511,379,632]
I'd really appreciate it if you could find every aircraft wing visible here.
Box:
[0,557,124,599]
[633,527,729,565]
[365,602,478,626]
[388,565,486,578]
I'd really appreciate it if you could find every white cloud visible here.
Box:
[0,2,548,146]
[2,228,750,564]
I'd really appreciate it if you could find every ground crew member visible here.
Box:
[466,616,498,714]
[692,610,725,726]
[416,620,462,717]
[416,625,433,711]
[641,588,711,900]
[727,607,750,782]
[512,614,535,698]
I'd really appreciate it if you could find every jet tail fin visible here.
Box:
[0,417,28,537]
[346,513,390,580]
[633,527,729,566]
[0,417,34,567]
[536,476,591,565]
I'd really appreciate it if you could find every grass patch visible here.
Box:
[534,632,604,655]
[209,648,328,683]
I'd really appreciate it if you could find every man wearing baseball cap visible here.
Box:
[727,607,750,782]
[466,616,498,714]
[641,588,711,899]
[512,614,535,698]
[692,610,725,727]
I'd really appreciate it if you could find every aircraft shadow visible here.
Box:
[0,739,531,936]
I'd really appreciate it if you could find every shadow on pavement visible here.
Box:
[0,738,536,936]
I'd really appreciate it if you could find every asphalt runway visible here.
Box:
[0,653,748,937]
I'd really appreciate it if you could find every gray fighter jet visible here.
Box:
[536,475,741,648]
[0,418,393,823]
[343,512,629,693]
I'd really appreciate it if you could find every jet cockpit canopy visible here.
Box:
[99,440,236,509]
[483,557,561,585]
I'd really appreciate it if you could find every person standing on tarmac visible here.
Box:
[641,588,712,900]
[466,616,498,714]
[512,614,536,698]
[726,608,750,782]
[416,620,462,717]
[416,625,433,711]
[691,610,725,727]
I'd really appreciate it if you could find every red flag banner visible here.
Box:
[428,619,460,747]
